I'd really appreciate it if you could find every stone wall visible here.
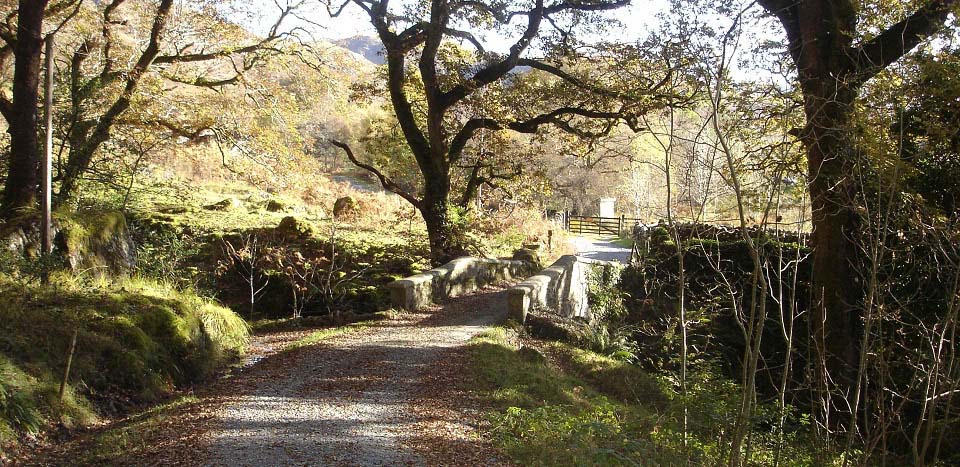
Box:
[507,255,619,324]
[387,256,538,311]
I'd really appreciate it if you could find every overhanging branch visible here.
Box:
[447,106,644,163]
[330,139,423,209]
[154,0,296,64]
[850,0,960,84]
[438,0,631,111]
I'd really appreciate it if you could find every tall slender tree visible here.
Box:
[0,0,51,218]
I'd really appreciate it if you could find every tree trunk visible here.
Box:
[804,119,862,388]
[1,0,51,219]
[57,142,93,204]
[798,56,864,391]
[55,0,174,205]
[420,175,466,266]
[760,0,959,400]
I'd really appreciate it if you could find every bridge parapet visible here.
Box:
[387,256,538,311]
[507,255,619,324]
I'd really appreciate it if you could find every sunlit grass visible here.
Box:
[288,311,395,349]
[0,274,248,449]
[467,325,816,466]
[468,325,668,465]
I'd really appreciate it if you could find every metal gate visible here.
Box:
[565,215,640,236]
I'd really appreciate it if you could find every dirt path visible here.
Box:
[18,290,506,466]
[568,236,631,263]
[19,243,629,466]
[202,289,507,466]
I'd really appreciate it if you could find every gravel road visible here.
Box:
[568,236,631,263]
[202,290,509,466]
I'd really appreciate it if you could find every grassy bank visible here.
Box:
[468,325,816,466]
[126,180,562,319]
[0,274,248,457]
[468,325,671,465]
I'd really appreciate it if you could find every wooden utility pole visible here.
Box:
[41,33,54,258]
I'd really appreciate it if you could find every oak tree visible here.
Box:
[327,0,676,264]
[756,0,960,386]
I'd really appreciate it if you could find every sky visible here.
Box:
[240,0,675,52]
[232,0,793,85]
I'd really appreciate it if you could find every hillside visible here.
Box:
[333,35,385,65]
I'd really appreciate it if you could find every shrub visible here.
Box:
[579,265,638,362]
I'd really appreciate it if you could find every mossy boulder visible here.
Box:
[203,197,242,211]
[265,199,288,212]
[512,248,542,267]
[2,211,46,258]
[57,210,137,274]
[333,196,359,219]
[275,216,314,239]
[1,210,136,275]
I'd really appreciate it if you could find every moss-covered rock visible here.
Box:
[57,210,137,274]
[275,216,314,239]
[203,197,242,211]
[1,210,137,275]
[332,196,359,219]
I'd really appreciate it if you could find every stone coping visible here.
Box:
[507,255,619,324]
[387,256,537,311]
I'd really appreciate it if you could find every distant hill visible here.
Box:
[334,35,385,65]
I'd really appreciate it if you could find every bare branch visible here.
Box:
[850,0,960,84]
[438,0,630,110]
[448,106,643,162]
[154,0,296,64]
[330,139,423,208]
[444,27,485,53]
[438,0,546,110]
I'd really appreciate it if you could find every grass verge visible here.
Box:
[61,394,202,465]
[468,325,675,466]
[611,235,633,249]
[287,311,394,349]
[468,325,817,466]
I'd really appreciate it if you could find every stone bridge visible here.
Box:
[387,254,619,323]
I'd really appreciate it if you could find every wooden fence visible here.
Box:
[564,214,642,236]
